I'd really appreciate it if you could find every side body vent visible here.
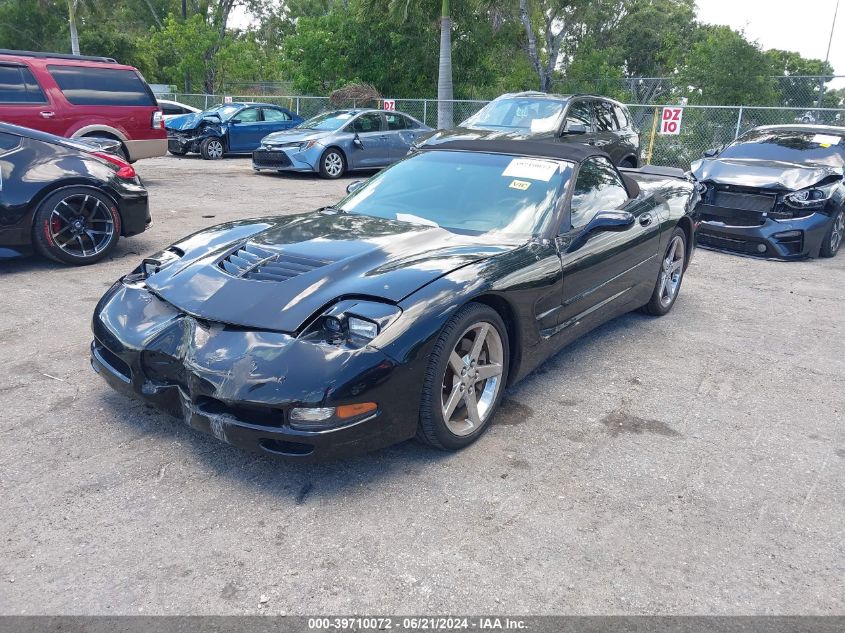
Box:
[218,243,332,282]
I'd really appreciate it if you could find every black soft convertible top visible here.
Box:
[420,139,612,164]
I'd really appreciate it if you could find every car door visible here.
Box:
[0,63,63,135]
[558,98,597,149]
[555,156,661,337]
[226,107,262,152]
[346,112,391,168]
[593,100,624,164]
[384,113,423,161]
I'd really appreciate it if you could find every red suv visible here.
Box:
[0,49,166,161]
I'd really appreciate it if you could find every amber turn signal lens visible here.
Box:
[336,402,377,419]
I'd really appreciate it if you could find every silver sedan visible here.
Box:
[252,109,432,179]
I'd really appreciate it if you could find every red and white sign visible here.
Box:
[383,99,396,111]
[660,107,683,135]
[223,95,233,104]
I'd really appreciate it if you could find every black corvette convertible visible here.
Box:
[91,141,697,461]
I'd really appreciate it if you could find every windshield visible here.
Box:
[720,129,845,167]
[300,111,355,131]
[202,104,242,121]
[461,97,568,134]
[339,150,571,237]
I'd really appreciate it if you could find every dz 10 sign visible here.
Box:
[660,107,683,135]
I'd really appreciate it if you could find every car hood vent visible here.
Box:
[218,242,332,282]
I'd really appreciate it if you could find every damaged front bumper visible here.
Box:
[252,145,321,173]
[90,280,422,461]
[696,204,833,259]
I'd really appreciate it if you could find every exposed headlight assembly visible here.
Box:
[139,247,184,278]
[784,182,839,208]
[300,300,402,347]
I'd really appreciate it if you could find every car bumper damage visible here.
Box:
[90,279,421,461]
[252,145,321,173]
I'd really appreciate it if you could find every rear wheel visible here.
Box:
[641,227,686,316]
[318,148,346,179]
[820,209,844,258]
[32,187,120,265]
[418,303,509,451]
[200,137,224,160]
[619,158,636,168]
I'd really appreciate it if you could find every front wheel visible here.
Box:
[32,187,121,265]
[820,209,844,258]
[641,227,686,316]
[318,148,346,179]
[200,137,224,160]
[418,303,510,451]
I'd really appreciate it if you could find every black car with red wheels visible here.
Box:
[0,121,150,265]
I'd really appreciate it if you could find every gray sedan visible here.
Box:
[252,109,432,179]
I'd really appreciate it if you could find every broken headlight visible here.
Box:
[784,182,838,209]
[139,247,184,278]
[300,300,402,347]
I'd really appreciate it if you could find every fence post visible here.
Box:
[423,100,428,126]
[296,97,300,115]
[734,105,744,138]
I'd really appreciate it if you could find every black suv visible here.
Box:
[414,91,640,167]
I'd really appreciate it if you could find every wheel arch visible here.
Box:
[676,216,694,269]
[323,144,348,165]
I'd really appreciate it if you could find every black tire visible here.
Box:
[32,187,121,265]
[318,148,346,179]
[417,303,510,451]
[641,227,687,316]
[619,158,636,169]
[819,209,844,258]
[200,137,225,160]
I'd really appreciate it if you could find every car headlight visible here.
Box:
[299,300,402,347]
[784,182,838,208]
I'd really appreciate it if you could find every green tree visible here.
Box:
[679,26,778,106]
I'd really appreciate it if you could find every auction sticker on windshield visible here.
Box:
[502,158,559,181]
[811,133,841,147]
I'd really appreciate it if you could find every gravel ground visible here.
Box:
[1,155,843,615]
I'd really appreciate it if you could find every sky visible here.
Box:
[696,0,843,80]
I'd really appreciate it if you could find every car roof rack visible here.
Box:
[0,49,117,63]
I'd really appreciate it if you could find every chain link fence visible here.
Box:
[158,92,845,169]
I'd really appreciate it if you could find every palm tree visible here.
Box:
[66,0,80,55]
[437,0,453,128]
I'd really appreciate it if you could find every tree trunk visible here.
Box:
[67,0,79,55]
[518,0,547,91]
[437,0,453,129]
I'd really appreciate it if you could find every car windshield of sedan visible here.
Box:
[461,97,568,134]
[720,130,845,167]
[197,104,243,121]
[299,111,355,131]
[339,150,572,236]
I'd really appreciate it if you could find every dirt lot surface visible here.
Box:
[1,155,843,615]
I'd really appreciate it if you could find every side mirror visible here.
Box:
[346,180,365,194]
[563,123,588,135]
[230,118,242,125]
[703,147,719,158]
[353,133,364,148]
[567,211,635,251]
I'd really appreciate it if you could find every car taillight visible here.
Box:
[152,110,164,129]
[92,151,136,179]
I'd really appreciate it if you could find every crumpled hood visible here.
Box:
[144,212,516,332]
[261,129,332,144]
[418,126,554,147]
[691,157,842,191]
[165,112,221,132]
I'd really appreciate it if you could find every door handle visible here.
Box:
[639,213,654,227]
[40,111,55,118]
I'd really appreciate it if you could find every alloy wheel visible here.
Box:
[440,321,504,437]
[324,152,343,177]
[831,212,844,253]
[658,235,685,309]
[48,193,116,259]
[207,140,223,159]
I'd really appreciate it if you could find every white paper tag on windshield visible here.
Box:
[812,133,841,146]
[502,158,559,182]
